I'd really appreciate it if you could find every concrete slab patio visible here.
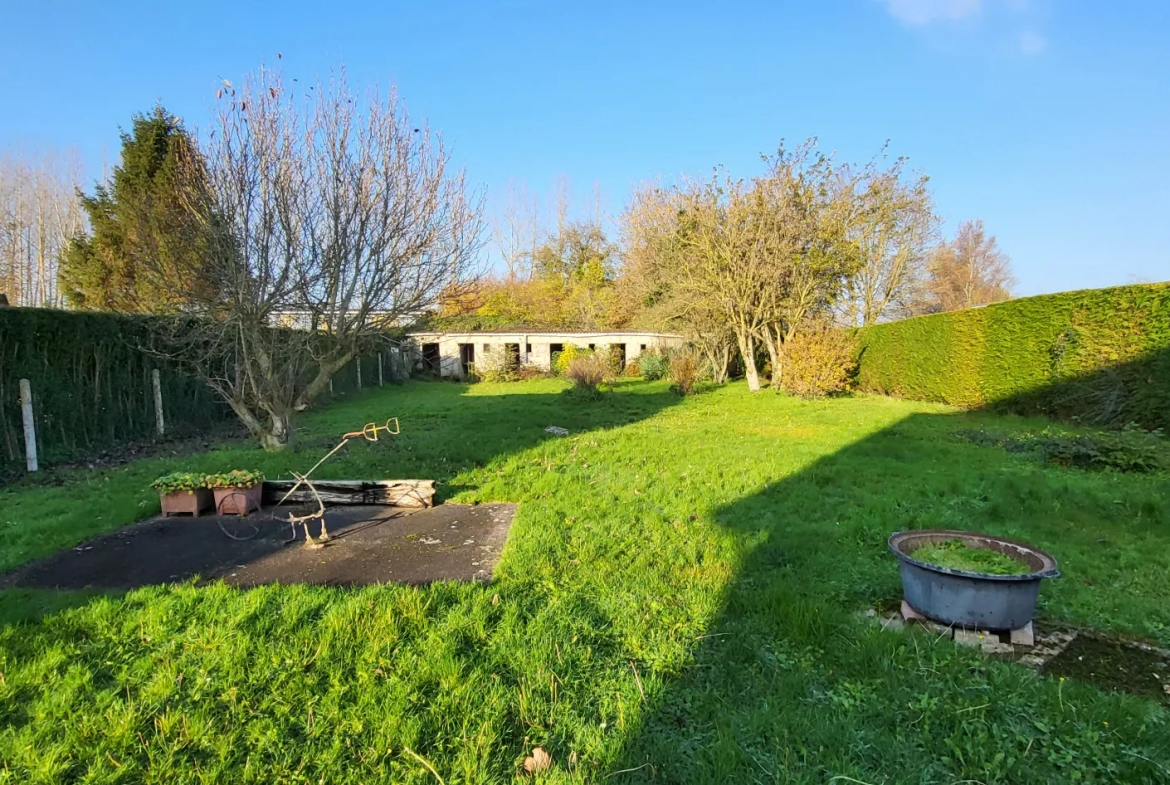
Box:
[2,503,516,590]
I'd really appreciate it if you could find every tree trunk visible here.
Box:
[258,410,295,451]
[228,398,296,451]
[736,331,761,392]
[761,329,783,390]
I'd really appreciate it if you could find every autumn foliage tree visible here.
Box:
[925,219,1015,312]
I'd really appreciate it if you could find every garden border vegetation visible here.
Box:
[0,307,231,471]
[856,282,1170,430]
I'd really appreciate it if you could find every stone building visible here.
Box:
[405,330,685,378]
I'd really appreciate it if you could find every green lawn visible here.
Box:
[1,379,1168,783]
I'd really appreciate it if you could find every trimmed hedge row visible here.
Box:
[856,283,1170,431]
[0,308,233,472]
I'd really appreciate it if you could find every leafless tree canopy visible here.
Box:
[925,219,1015,312]
[161,67,484,449]
[0,148,86,307]
[837,155,937,326]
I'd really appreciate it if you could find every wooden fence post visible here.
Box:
[151,369,165,436]
[19,378,37,472]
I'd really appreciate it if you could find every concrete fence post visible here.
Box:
[151,369,165,436]
[356,356,363,390]
[378,352,384,386]
[19,378,37,472]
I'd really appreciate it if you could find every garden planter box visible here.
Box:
[160,488,213,517]
[889,530,1060,631]
[213,484,263,516]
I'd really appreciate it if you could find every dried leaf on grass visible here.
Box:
[523,746,552,773]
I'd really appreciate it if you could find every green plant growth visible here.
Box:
[638,349,668,380]
[0,307,232,474]
[0,381,1168,782]
[856,282,1170,430]
[59,106,215,312]
[911,539,1032,575]
[552,342,582,375]
[959,426,1168,473]
[203,469,266,488]
[149,471,207,494]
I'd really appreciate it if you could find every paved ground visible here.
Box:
[2,503,516,590]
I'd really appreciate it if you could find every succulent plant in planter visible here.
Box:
[151,472,213,517]
[205,470,266,516]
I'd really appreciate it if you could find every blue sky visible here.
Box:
[1,0,1166,295]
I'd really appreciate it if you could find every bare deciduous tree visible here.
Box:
[492,180,538,282]
[0,148,86,307]
[837,155,937,326]
[925,219,1014,312]
[159,67,483,450]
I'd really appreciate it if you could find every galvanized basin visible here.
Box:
[889,530,1060,631]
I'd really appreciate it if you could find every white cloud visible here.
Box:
[1019,31,1047,55]
[883,0,982,26]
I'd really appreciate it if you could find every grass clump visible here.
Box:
[912,538,1032,575]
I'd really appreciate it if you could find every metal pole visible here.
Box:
[151,369,165,436]
[19,379,37,472]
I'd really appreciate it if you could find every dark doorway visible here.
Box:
[458,343,475,377]
[550,342,564,369]
[421,343,440,376]
[504,343,521,373]
[610,343,627,374]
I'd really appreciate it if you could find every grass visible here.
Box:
[910,539,1033,576]
[0,378,1168,783]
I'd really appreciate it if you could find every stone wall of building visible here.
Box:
[406,332,685,379]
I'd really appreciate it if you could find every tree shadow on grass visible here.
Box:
[608,406,1170,783]
[0,379,684,623]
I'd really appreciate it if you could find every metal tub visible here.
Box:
[889,530,1060,631]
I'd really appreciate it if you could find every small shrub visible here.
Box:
[565,354,608,389]
[515,365,552,381]
[639,351,668,380]
[669,350,700,396]
[204,469,266,489]
[553,343,582,376]
[151,471,207,493]
[479,345,520,382]
[624,359,641,377]
[607,345,626,376]
[782,325,857,398]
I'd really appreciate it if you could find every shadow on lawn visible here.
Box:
[608,403,1170,781]
[0,380,684,616]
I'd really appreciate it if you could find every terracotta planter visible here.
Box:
[160,488,213,517]
[213,484,263,515]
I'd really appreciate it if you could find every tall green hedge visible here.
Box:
[856,283,1170,431]
[0,308,231,472]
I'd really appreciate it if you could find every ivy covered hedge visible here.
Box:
[0,308,231,472]
[856,283,1170,431]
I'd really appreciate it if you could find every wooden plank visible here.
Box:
[263,479,435,508]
